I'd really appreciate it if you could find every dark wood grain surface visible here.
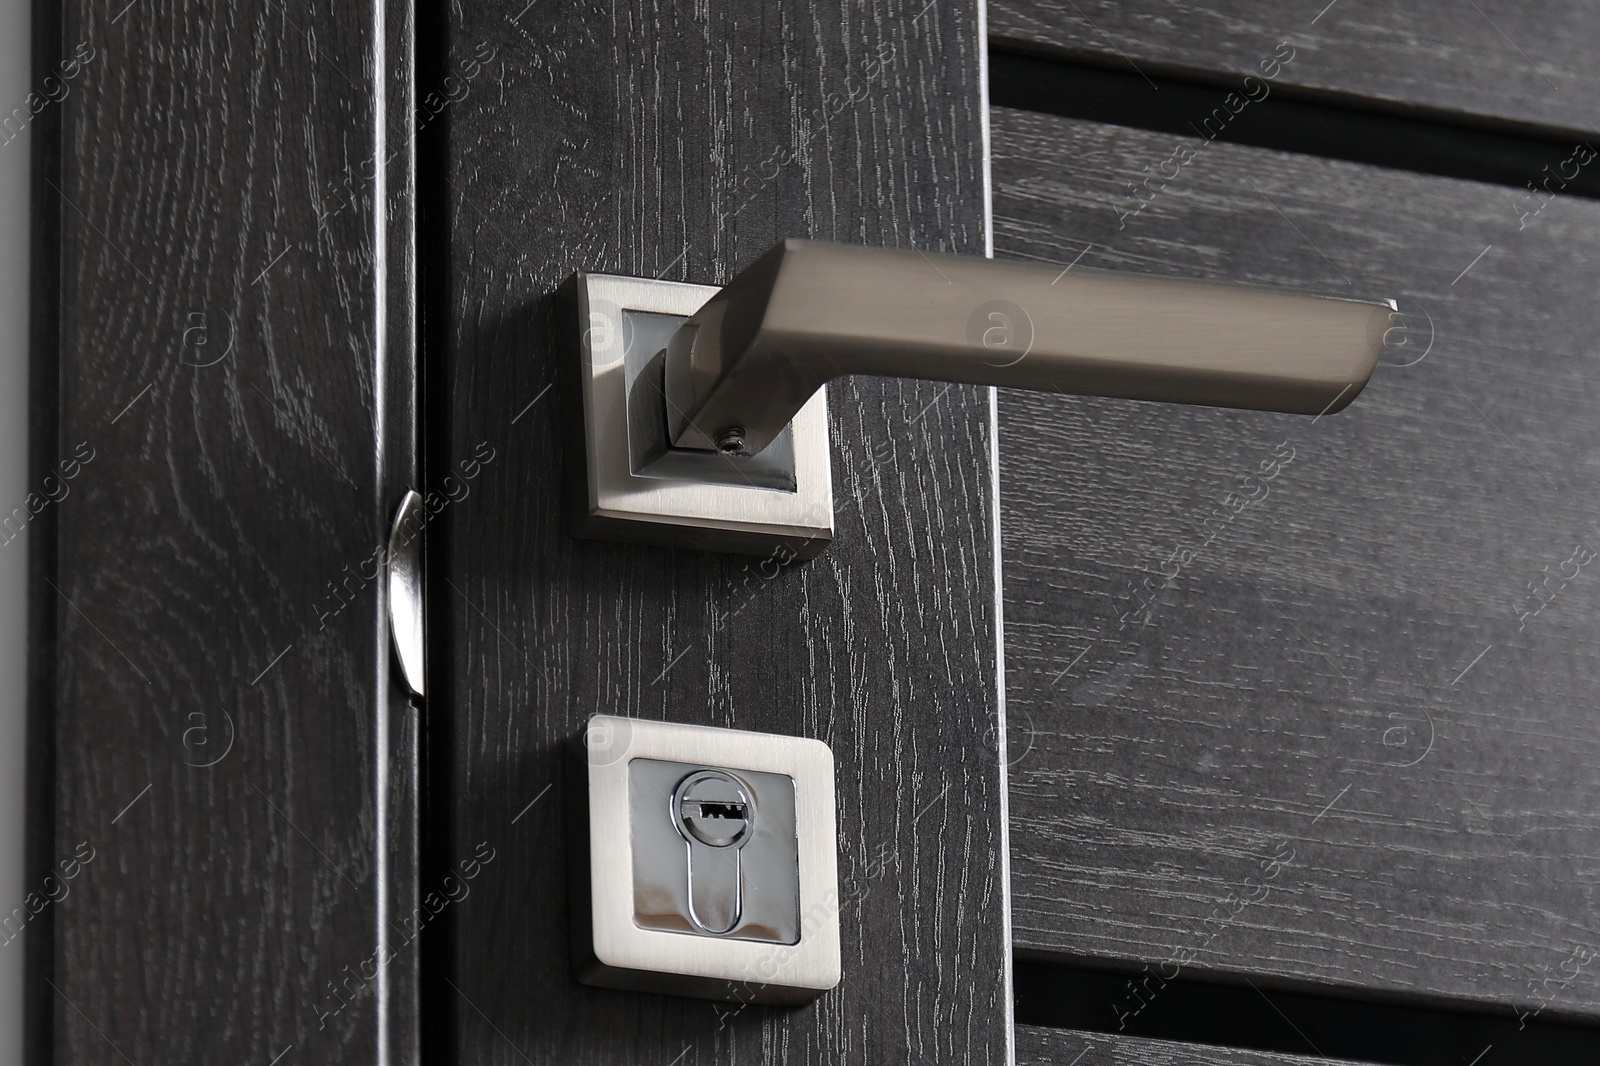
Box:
[990,0,1600,138]
[1016,1026,1365,1066]
[993,106,1600,1022]
[429,3,1009,1064]
[39,0,419,1060]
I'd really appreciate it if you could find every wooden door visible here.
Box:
[38,0,1016,1061]
[38,0,1600,1063]
[34,0,420,1061]
[422,4,1012,1064]
[988,3,1600,1063]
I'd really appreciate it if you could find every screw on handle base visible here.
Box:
[713,427,748,457]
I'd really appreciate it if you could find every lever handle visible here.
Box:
[664,240,1396,455]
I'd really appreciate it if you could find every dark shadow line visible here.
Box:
[989,48,1600,202]
[1015,958,1600,1064]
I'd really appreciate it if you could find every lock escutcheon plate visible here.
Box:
[571,715,840,1005]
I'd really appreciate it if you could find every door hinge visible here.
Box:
[387,489,425,697]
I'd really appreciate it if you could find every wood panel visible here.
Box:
[37,0,418,1060]
[1017,1026,1365,1066]
[993,106,1600,1020]
[990,0,1600,138]
[429,3,1008,1064]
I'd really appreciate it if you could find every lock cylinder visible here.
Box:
[673,769,756,933]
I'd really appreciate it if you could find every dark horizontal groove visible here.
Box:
[1016,959,1600,1065]
[989,49,1600,202]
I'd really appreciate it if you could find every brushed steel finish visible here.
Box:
[665,239,1397,454]
[566,273,834,559]
[571,715,840,1005]
[386,489,425,698]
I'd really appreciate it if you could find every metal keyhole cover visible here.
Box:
[674,769,754,847]
[575,718,838,1004]
[624,755,803,946]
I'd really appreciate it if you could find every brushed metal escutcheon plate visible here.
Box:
[564,272,834,560]
[569,715,840,1005]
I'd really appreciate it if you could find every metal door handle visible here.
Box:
[566,241,1396,558]
[664,240,1395,456]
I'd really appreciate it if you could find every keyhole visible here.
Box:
[672,770,755,934]
[675,770,754,848]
